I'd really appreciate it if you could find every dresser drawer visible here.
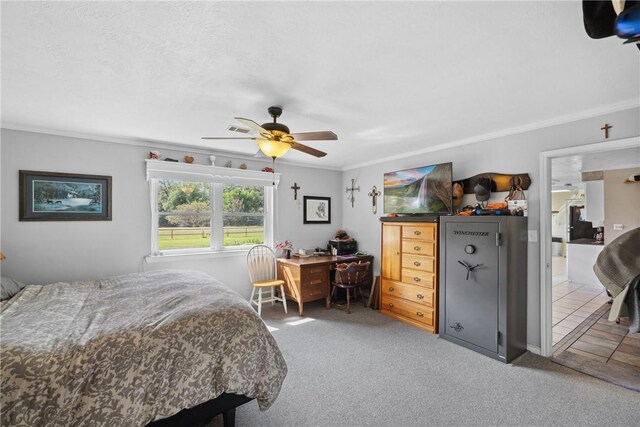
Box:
[402,225,436,241]
[402,240,435,256]
[382,280,434,307]
[381,295,434,326]
[400,269,436,288]
[402,254,435,273]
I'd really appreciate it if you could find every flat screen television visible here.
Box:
[383,162,453,214]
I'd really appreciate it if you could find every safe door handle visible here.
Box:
[458,260,483,280]
[414,261,421,267]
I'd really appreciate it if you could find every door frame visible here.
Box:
[539,136,640,357]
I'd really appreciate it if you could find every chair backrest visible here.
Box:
[334,261,370,285]
[247,245,278,283]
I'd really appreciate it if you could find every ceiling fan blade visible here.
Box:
[290,131,337,141]
[201,137,257,140]
[235,117,270,135]
[290,141,327,158]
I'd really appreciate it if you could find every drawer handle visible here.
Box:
[417,294,424,299]
[413,261,421,267]
[416,312,424,317]
[414,230,421,236]
[388,287,395,291]
[388,303,394,308]
[414,246,421,251]
[413,277,421,282]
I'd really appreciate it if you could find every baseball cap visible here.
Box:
[474,177,492,202]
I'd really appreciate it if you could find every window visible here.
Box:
[147,161,278,255]
[157,180,212,251]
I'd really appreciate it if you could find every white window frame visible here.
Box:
[146,160,279,257]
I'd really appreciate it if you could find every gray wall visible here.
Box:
[0,129,343,297]
[340,107,640,349]
[2,107,639,349]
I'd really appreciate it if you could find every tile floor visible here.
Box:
[551,256,610,346]
[552,304,640,391]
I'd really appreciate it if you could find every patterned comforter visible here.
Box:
[0,270,287,427]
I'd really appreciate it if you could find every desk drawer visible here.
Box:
[401,269,435,288]
[402,254,435,273]
[303,266,329,285]
[302,281,328,300]
[381,279,434,307]
[402,225,436,241]
[381,295,434,327]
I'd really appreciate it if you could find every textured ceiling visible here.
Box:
[2,1,639,169]
[551,147,640,190]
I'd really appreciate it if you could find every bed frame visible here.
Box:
[146,393,254,427]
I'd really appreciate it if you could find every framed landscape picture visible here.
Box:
[303,196,331,224]
[19,170,112,221]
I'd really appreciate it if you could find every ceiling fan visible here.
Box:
[202,106,337,159]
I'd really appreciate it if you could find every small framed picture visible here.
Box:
[303,196,331,224]
[19,170,112,221]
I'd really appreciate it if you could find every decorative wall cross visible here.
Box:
[368,186,382,214]
[601,123,612,139]
[345,178,360,208]
[291,182,300,200]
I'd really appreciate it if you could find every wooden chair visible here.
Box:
[327,261,371,314]
[246,245,287,317]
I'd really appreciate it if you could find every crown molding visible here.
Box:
[0,124,342,171]
[342,99,640,171]
[3,98,636,174]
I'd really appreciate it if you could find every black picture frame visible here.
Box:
[303,196,331,224]
[19,170,112,221]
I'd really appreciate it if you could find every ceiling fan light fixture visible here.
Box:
[257,140,291,159]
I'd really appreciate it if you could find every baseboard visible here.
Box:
[527,344,541,355]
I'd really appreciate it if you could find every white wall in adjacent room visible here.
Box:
[340,107,640,350]
[0,129,343,297]
[604,167,640,243]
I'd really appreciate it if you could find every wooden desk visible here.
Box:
[277,255,374,316]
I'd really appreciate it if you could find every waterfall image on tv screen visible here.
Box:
[383,162,453,214]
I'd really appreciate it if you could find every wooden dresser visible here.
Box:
[380,221,438,333]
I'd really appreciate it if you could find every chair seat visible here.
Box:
[331,282,361,290]
[253,279,285,288]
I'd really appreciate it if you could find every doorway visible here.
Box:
[539,136,640,357]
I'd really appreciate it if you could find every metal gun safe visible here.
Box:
[439,216,528,363]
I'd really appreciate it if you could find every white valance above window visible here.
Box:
[145,159,281,188]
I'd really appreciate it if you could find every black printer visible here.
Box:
[328,240,357,255]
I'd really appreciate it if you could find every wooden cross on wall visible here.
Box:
[601,123,612,139]
[368,186,382,214]
[291,182,300,200]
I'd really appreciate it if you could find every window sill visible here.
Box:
[144,249,249,263]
